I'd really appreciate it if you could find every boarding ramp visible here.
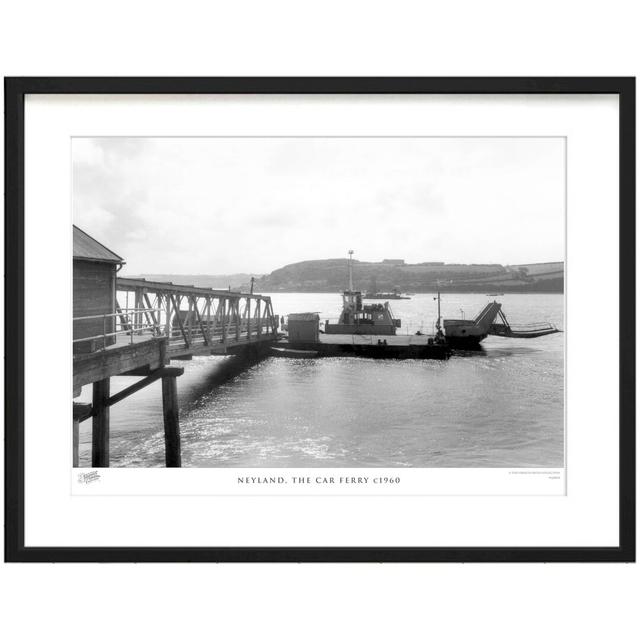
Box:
[488,307,560,339]
[473,301,503,331]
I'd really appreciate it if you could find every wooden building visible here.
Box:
[73,226,124,353]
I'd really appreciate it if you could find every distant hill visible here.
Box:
[126,260,564,294]
[131,273,263,291]
[254,259,564,293]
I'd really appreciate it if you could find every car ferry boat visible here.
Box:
[279,251,450,359]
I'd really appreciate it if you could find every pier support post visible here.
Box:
[72,418,79,467]
[73,403,92,467]
[92,378,110,467]
[162,373,181,467]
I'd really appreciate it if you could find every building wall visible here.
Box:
[288,319,319,343]
[73,259,116,351]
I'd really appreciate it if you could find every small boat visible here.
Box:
[363,292,411,300]
[364,288,411,300]
[270,346,318,359]
[363,277,411,300]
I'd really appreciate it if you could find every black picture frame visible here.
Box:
[4,77,635,563]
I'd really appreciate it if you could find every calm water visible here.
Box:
[78,293,564,468]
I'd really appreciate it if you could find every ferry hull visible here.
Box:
[325,323,396,335]
[319,342,449,360]
[445,335,486,349]
[282,339,450,360]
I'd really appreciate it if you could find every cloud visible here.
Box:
[72,137,565,273]
[74,205,116,238]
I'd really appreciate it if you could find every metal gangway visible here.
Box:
[73,277,280,374]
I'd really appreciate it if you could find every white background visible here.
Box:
[1,1,638,639]
[26,95,611,547]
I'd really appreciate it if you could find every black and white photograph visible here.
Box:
[2,4,638,637]
[72,136,565,471]
[7,75,632,565]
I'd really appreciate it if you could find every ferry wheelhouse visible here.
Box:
[325,290,401,335]
[322,250,399,335]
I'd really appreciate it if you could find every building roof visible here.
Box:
[288,313,319,321]
[73,226,124,264]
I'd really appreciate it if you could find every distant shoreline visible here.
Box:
[255,259,564,296]
[257,289,564,295]
[131,259,564,295]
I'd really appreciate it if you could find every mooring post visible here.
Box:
[161,373,181,467]
[92,377,111,467]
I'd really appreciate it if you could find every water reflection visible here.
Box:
[78,293,564,469]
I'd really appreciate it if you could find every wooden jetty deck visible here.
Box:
[73,276,280,468]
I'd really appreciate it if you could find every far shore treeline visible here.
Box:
[133,258,564,294]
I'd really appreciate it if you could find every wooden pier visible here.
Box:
[72,227,279,468]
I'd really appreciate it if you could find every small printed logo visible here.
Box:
[78,470,101,484]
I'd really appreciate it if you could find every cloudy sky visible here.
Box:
[73,137,565,275]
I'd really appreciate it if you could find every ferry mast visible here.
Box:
[434,280,442,334]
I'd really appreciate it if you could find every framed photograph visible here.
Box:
[5,77,635,562]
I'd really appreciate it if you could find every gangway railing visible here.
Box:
[73,278,280,357]
[73,308,160,352]
[116,277,279,352]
